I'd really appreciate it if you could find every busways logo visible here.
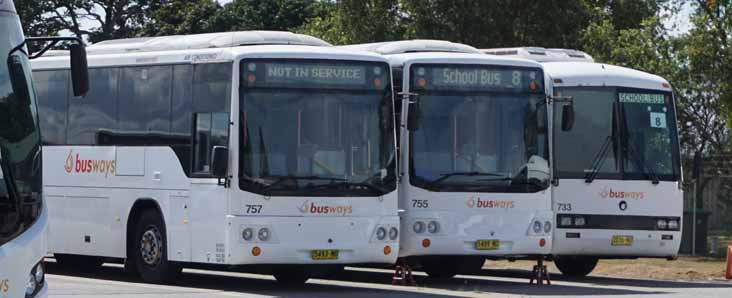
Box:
[465,197,515,209]
[64,150,116,178]
[298,200,353,215]
[599,186,645,199]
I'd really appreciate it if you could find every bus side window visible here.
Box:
[193,112,229,175]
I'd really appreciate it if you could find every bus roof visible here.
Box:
[0,0,16,13]
[340,40,480,55]
[381,51,544,69]
[482,47,594,63]
[543,61,671,91]
[85,31,332,55]
[32,44,389,70]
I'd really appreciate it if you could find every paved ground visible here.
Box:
[47,263,732,298]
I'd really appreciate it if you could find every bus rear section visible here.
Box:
[341,41,558,279]
[32,31,398,284]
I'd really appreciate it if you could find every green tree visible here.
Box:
[139,0,225,36]
[219,0,323,32]
[298,0,405,45]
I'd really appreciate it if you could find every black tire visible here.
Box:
[129,209,181,283]
[554,256,598,278]
[54,254,104,272]
[273,266,310,285]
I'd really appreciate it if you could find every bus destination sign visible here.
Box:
[412,64,543,93]
[243,60,388,90]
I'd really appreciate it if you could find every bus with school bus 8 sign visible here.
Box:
[342,41,554,279]
[483,47,682,277]
[31,31,399,284]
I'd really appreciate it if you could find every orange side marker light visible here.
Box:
[539,238,546,247]
[252,246,261,257]
[726,245,731,280]
[384,245,392,255]
[422,238,431,248]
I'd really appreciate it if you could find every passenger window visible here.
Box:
[193,112,229,174]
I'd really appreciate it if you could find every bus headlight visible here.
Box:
[258,228,271,241]
[25,260,44,298]
[427,221,440,234]
[668,219,679,230]
[242,228,254,241]
[657,219,668,230]
[544,221,552,234]
[533,221,542,233]
[560,216,572,227]
[413,221,425,234]
[376,227,387,240]
[388,227,399,240]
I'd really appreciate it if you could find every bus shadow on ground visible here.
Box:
[475,268,732,289]
[333,268,666,296]
[45,262,458,298]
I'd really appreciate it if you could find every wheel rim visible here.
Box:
[140,226,163,267]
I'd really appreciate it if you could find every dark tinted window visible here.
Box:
[33,70,69,145]
[194,112,229,174]
[118,66,173,134]
[193,63,231,113]
[68,68,118,145]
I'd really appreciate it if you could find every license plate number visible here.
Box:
[311,249,339,260]
[611,235,634,246]
[475,239,500,250]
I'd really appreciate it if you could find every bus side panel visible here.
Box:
[43,146,191,259]
[189,182,228,264]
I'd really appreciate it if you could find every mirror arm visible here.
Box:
[23,36,84,60]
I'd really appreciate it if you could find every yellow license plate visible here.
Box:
[611,235,634,246]
[311,249,339,260]
[475,239,500,250]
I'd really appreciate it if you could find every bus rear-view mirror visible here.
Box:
[7,56,31,105]
[407,96,421,131]
[70,43,89,97]
[211,146,229,178]
[561,104,574,131]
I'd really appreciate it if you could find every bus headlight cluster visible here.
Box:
[529,219,552,235]
[25,260,44,298]
[241,226,273,242]
[373,225,398,242]
[657,219,680,231]
[413,220,441,234]
[557,215,586,228]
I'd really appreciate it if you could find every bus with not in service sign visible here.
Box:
[483,47,682,277]
[31,31,398,284]
[343,41,554,278]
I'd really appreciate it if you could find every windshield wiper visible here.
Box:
[623,134,661,185]
[304,181,388,194]
[584,135,614,183]
[255,175,347,193]
[424,172,506,189]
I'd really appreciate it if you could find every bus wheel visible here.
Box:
[54,254,103,271]
[421,257,459,279]
[273,266,310,285]
[130,209,181,283]
[554,256,598,277]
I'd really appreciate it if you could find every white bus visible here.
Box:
[31,31,399,284]
[343,41,554,278]
[1,1,88,297]
[483,48,683,277]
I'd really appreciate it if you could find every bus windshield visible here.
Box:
[553,87,680,181]
[408,64,549,193]
[238,60,396,196]
[0,12,43,245]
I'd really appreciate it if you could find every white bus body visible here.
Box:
[344,41,554,278]
[484,47,683,276]
[0,1,47,297]
[32,31,399,284]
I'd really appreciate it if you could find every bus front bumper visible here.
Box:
[552,229,681,257]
